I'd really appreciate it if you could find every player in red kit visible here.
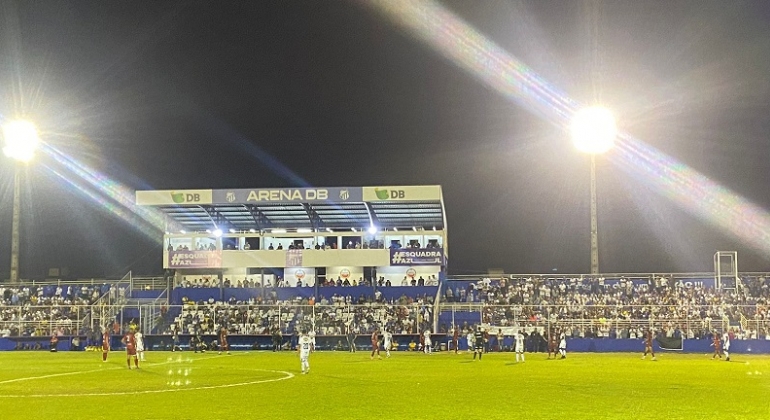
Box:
[122,329,140,369]
[102,329,110,362]
[547,330,558,359]
[370,329,381,360]
[711,332,722,360]
[218,326,230,355]
[641,329,656,361]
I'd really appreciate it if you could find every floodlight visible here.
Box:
[412,227,417,232]
[249,229,256,233]
[351,227,357,232]
[393,227,398,232]
[571,107,616,154]
[326,228,333,233]
[368,225,378,235]
[229,228,236,233]
[205,229,212,234]
[213,228,223,237]
[180,230,186,234]
[297,228,312,233]
[271,229,287,234]
[2,120,40,162]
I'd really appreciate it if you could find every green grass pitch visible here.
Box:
[0,350,768,419]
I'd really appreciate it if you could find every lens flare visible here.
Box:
[361,0,770,255]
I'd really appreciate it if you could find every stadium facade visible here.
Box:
[136,185,448,287]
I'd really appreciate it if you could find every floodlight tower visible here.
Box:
[2,120,40,284]
[571,107,616,274]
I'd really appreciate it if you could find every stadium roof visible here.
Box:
[136,186,445,233]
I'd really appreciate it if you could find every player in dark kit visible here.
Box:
[453,326,460,354]
[122,329,139,369]
[641,329,656,361]
[547,330,558,359]
[711,333,722,360]
[218,326,230,355]
[371,329,381,360]
[346,326,357,353]
[473,327,485,360]
[102,329,110,362]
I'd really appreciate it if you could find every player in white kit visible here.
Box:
[383,329,393,358]
[558,332,567,359]
[466,330,474,353]
[135,330,145,362]
[722,331,731,362]
[515,330,525,363]
[423,329,432,354]
[298,331,315,374]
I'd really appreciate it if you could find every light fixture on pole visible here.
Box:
[571,107,616,275]
[2,120,40,284]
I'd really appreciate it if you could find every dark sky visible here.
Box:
[1,0,770,279]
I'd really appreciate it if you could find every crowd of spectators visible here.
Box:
[0,284,115,337]
[440,276,770,340]
[163,291,434,338]
[176,274,439,289]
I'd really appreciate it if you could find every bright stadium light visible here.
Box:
[229,228,236,233]
[571,106,616,274]
[571,107,616,154]
[297,228,312,233]
[271,229,287,234]
[180,230,186,234]
[2,120,40,163]
[212,228,223,237]
[249,228,256,233]
[368,225,378,235]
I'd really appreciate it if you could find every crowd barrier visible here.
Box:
[4,335,769,354]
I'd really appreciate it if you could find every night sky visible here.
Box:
[1,0,770,279]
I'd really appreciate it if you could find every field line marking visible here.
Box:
[0,369,294,398]
[0,351,242,386]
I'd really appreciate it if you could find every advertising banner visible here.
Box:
[363,186,441,201]
[211,187,362,204]
[136,190,213,205]
[390,248,444,266]
[167,251,222,268]
[286,250,303,267]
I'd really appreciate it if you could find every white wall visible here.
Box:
[219,249,389,268]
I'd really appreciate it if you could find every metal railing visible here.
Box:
[2,302,770,339]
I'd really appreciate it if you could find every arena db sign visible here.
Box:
[212,188,362,204]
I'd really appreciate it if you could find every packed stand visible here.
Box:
[441,276,770,340]
[0,284,116,337]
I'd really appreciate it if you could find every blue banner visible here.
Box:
[212,187,363,204]
[390,248,444,266]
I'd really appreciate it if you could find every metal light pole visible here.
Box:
[3,120,40,284]
[10,167,21,283]
[571,107,616,275]
[589,155,599,274]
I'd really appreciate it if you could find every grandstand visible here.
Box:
[1,185,769,355]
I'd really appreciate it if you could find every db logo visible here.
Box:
[406,268,417,278]
[374,188,406,200]
[171,191,201,204]
[340,269,351,279]
[294,269,306,280]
